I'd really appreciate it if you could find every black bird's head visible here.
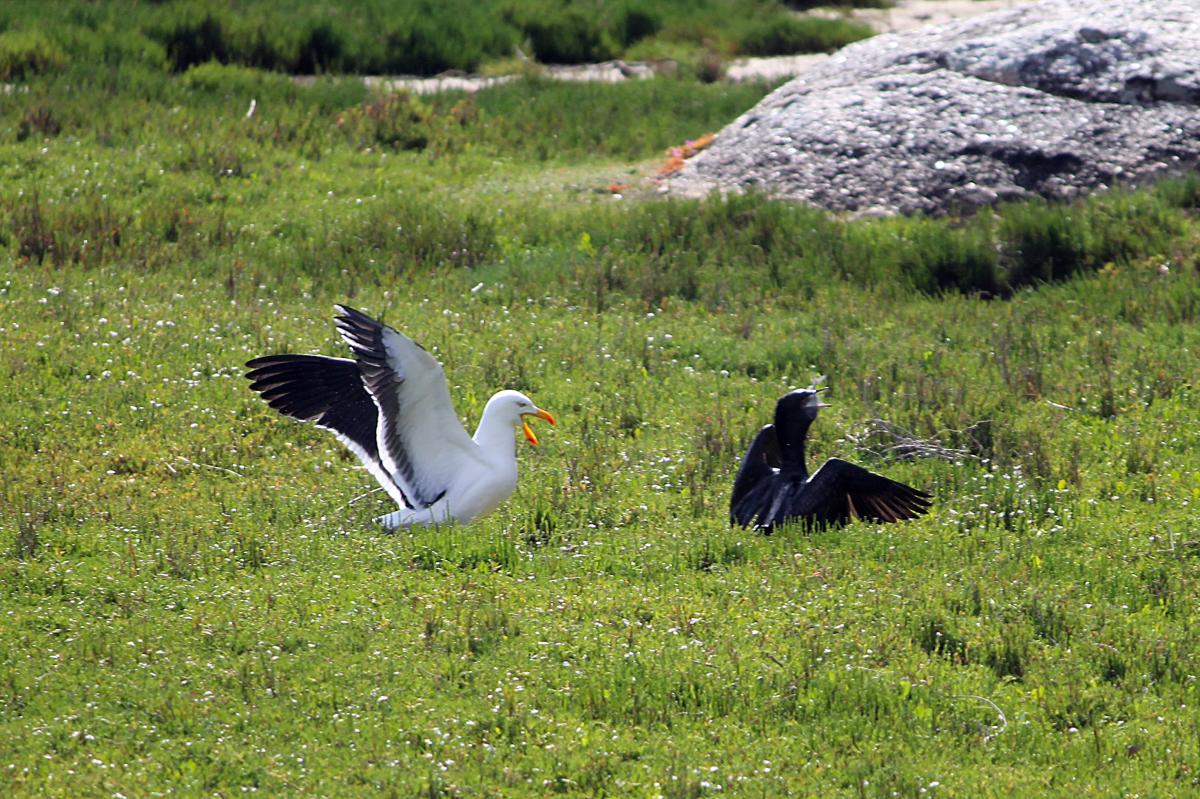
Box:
[773,389,830,455]
[775,388,829,424]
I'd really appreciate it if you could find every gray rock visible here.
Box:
[670,0,1200,215]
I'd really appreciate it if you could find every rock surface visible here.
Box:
[671,0,1200,215]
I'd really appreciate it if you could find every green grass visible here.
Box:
[3,40,1200,799]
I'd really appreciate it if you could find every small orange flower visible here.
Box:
[657,133,716,176]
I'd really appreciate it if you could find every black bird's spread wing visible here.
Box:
[794,458,932,528]
[730,425,782,527]
[740,458,932,532]
[245,353,411,508]
[730,389,932,532]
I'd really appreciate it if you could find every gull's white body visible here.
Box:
[246,306,553,529]
[375,391,527,528]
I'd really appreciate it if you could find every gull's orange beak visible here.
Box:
[521,408,556,446]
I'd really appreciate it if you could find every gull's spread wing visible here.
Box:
[334,305,478,509]
[244,353,411,507]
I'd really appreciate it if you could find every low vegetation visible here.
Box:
[0,0,874,79]
[2,24,1200,798]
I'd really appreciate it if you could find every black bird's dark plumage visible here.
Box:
[730,390,931,532]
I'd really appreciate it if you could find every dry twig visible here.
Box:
[841,419,986,462]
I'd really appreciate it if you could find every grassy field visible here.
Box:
[4,25,1200,799]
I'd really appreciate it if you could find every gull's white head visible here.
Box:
[483,389,556,445]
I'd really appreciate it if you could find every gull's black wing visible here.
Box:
[245,353,410,507]
[333,304,475,509]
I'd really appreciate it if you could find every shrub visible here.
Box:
[386,18,476,75]
[294,21,344,74]
[457,76,769,160]
[519,6,619,64]
[383,5,516,75]
[736,13,873,56]
[17,105,60,141]
[338,91,440,151]
[157,9,230,71]
[0,0,879,77]
[993,186,1184,290]
[504,0,663,65]
[911,219,1002,294]
[180,61,295,97]
[53,24,170,72]
[783,0,891,9]
[1155,172,1200,210]
[1084,188,1183,267]
[616,5,662,45]
[0,29,67,80]
[998,200,1090,286]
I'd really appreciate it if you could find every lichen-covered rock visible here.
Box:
[670,0,1200,215]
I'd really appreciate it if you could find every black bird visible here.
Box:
[730,389,931,532]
